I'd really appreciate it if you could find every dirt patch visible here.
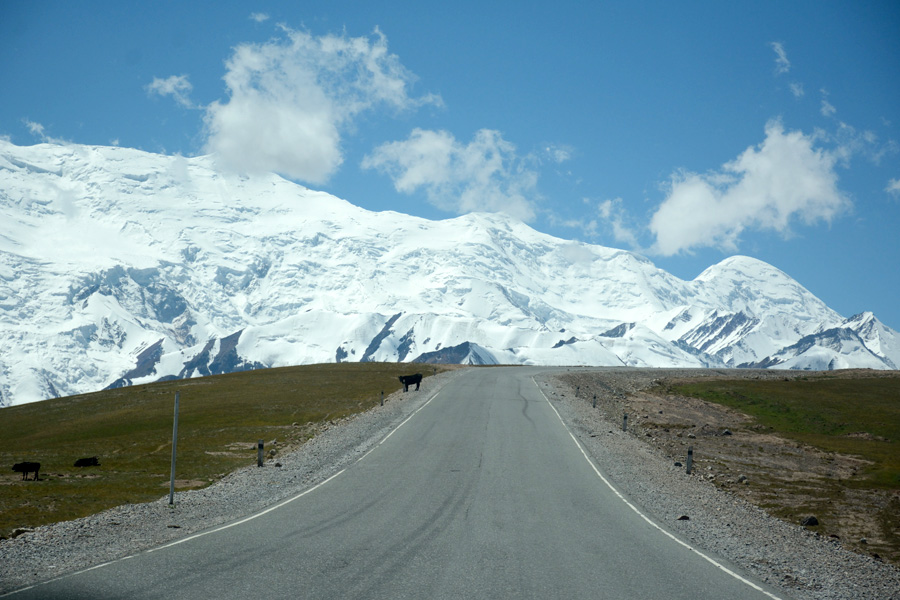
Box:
[159,479,207,489]
[557,368,900,566]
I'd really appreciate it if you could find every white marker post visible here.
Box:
[168,391,180,506]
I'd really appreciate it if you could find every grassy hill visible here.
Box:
[0,363,449,539]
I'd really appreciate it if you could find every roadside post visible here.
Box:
[686,446,693,474]
[168,391,180,506]
[257,440,264,467]
[623,414,628,432]
[592,394,597,408]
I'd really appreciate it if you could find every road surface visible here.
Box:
[7,367,786,599]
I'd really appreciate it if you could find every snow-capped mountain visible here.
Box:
[1,140,897,406]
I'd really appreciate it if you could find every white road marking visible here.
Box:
[533,377,784,600]
[153,387,443,550]
[1,386,444,597]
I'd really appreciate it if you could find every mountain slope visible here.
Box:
[1,140,897,405]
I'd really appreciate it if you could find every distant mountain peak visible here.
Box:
[1,140,897,406]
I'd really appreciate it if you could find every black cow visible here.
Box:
[12,462,40,481]
[74,457,100,468]
[398,373,423,392]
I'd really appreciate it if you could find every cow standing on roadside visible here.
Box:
[398,373,423,392]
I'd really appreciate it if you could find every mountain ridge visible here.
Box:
[1,140,897,406]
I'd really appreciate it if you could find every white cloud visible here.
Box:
[887,178,900,199]
[770,42,791,75]
[146,75,195,108]
[249,13,269,23]
[362,128,539,222]
[24,119,46,138]
[829,121,898,166]
[203,27,440,184]
[597,198,639,247]
[22,119,67,144]
[790,82,804,98]
[820,88,836,117]
[649,121,850,255]
[542,143,573,164]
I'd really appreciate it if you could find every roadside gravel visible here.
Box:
[1,367,898,599]
[538,368,900,600]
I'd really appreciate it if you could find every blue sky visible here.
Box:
[2,1,899,329]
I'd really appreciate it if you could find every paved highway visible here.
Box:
[9,367,785,599]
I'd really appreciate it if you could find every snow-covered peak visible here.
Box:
[1,140,897,406]
[693,255,840,326]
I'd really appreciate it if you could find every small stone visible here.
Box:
[688,434,696,439]
[723,429,733,436]
[674,461,683,467]
[737,474,748,483]
[860,538,868,544]
[10,528,33,539]
[677,515,690,521]
[801,516,819,527]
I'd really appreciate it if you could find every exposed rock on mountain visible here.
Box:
[1,140,897,405]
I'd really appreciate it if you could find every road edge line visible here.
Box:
[533,377,784,600]
[0,385,447,598]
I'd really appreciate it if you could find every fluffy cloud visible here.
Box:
[770,42,791,75]
[362,128,539,222]
[249,13,269,23]
[202,27,439,184]
[888,178,900,199]
[649,121,850,255]
[146,75,195,108]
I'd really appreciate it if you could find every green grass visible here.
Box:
[0,363,448,539]
[669,375,900,489]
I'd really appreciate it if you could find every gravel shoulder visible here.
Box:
[2,367,898,600]
[538,367,900,600]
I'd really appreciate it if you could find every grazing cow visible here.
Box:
[74,457,100,468]
[12,462,40,481]
[398,373,423,392]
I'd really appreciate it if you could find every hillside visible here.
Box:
[1,140,897,405]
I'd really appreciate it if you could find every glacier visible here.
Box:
[1,140,897,406]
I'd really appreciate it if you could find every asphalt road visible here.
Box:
[10,367,786,599]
